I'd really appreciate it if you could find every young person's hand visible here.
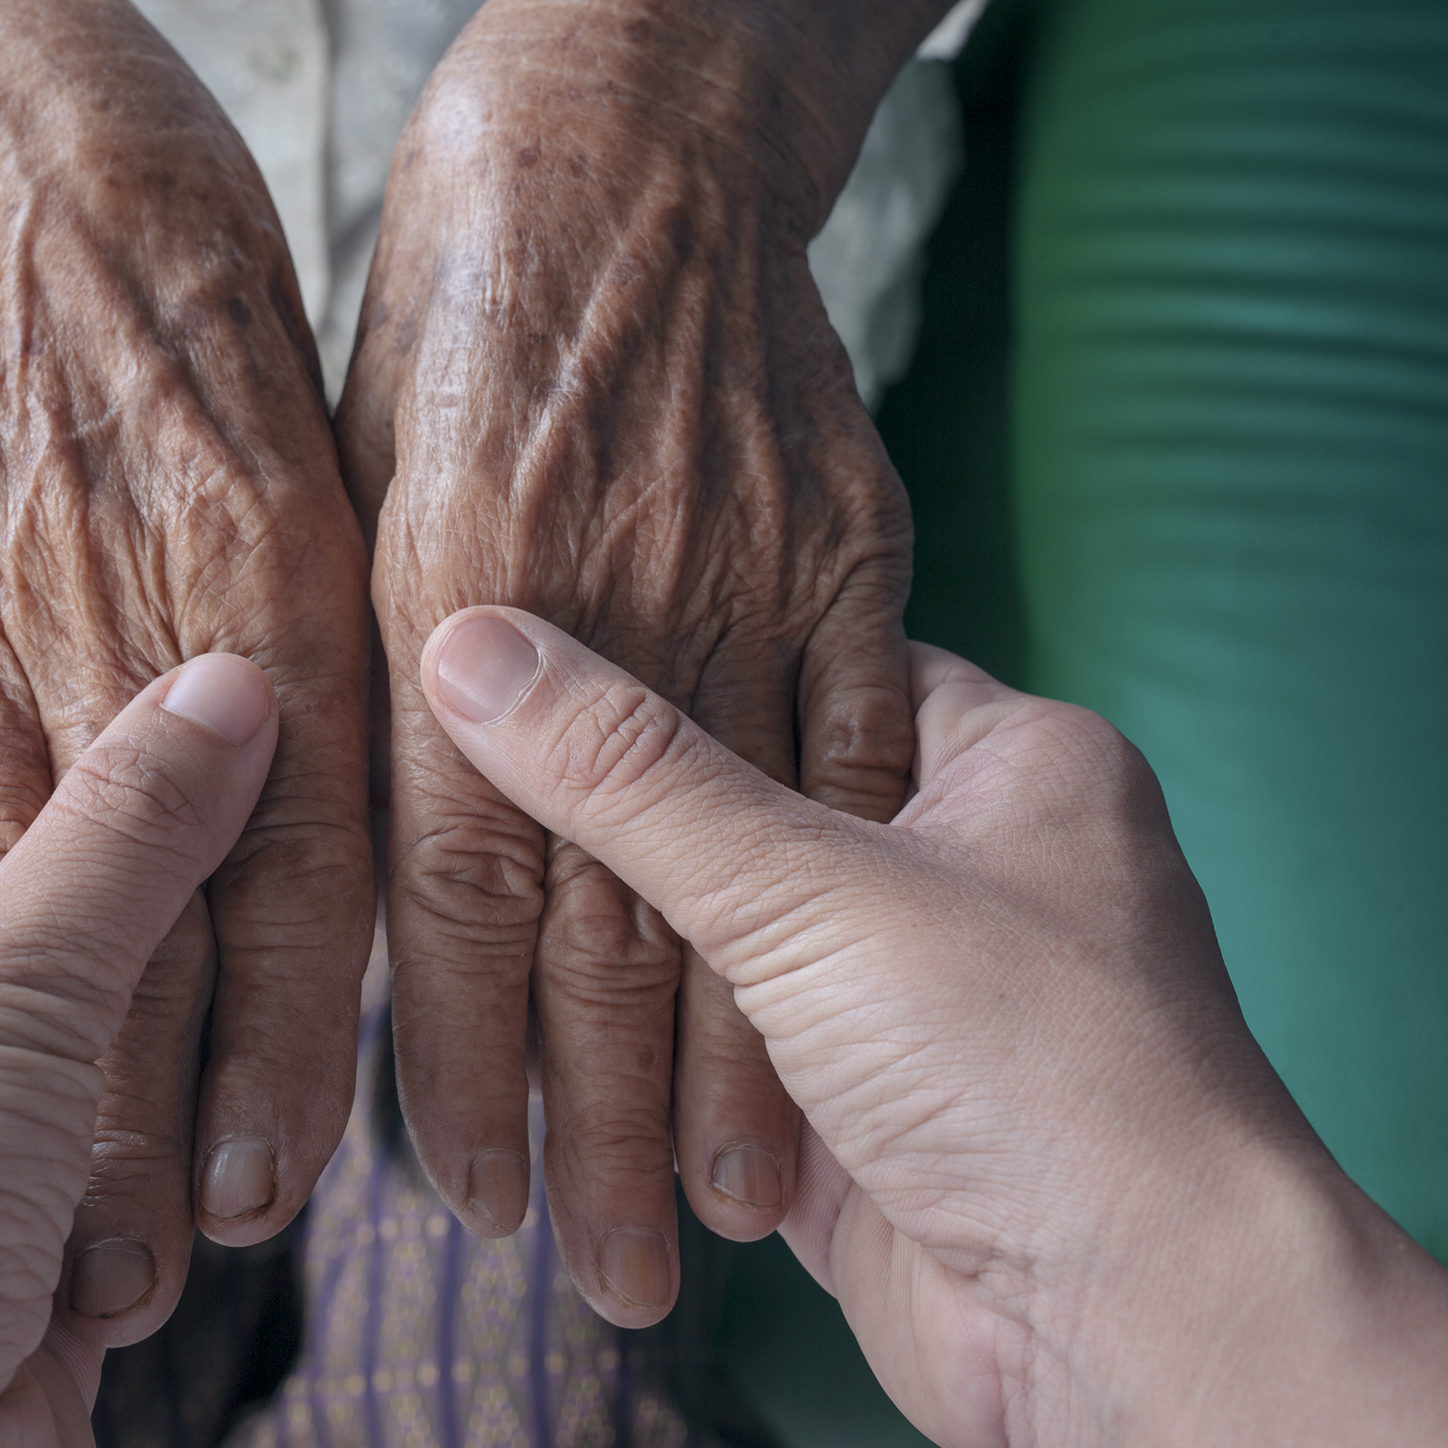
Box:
[0,656,278,1448]
[418,606,1448,1446]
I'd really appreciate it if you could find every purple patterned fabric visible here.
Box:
[226,935,689,1448]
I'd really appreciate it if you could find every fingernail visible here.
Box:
[599,1228,672,1310]
[467,1149,529,1235]
[69,1239,157,1319]
[200,1138,276,1220]
[162,655,271,746]
[711,1144,783,1209]
[431,614,540,725]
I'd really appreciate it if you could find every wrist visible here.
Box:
[1038,1132,1448,1445]
[427,0,958,238]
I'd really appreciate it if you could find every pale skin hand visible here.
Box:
[338,0,956,1325]
[0,655,279,1448]
[419,607,1448,1447]
[0,0,371,1347]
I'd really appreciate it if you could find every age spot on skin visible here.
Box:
[517,147,540,168]
[391,311,419,356]
[227,298,253,327]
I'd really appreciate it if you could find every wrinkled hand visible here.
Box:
[420,609,1448,1448]
[337,0,914,1322]
[0,655,278,1448]
[0,0,372,1347]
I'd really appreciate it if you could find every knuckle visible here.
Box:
[540,855,678,977]
[541,903,675,973]
[549,1109,676,1181]
[393,818,545,944]
[1035,704,1164,829]
[233,774,367,839]
[808,682,915,780]
[552,684,697,813]
[1052,705,1140,782]
[82,1125,189,1189]
[537,938,678,1005]
[677,993,771,1061]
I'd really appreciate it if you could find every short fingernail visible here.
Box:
[467,1149,529,1235]
[162,654,271,746]
[200,1137,276,1220]
[69,1239,157,1319]
[599,1228,672,1310]
[711,1144,783,1209]
[431,614,540,725]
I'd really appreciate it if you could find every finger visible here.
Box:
[674,942,798,1236]
[23,646,234,1294]
[533,839,681,1327]
[908,641,998,702]
[56,893,214,1347]
[799,571,915,824]
[0,1339,96,1448]
[906,642,1034,794]
[0,655,276,1394]
[195,647,374,1248]
[385,658,540,1240]
[17,647,266,1334]
[417,607,868,974]
[673,661,801,1242]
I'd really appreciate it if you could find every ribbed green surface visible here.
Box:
[1017,0,1448,1254]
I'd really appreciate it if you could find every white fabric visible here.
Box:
[137,0,970,407]
[131,0,332,321]
[808,59,962,409]
[314,0,487,391]
[919,0,991,61]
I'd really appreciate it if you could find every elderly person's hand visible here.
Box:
[337,0,956,1323]
[0,655,278,1448]
[418,607,1448,1446]
[0,0,372,1347]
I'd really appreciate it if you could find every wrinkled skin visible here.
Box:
[0,0,372,1347]
[338,1,920,1323]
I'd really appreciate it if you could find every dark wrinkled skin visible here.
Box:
[339,0,932,1327]
[0,0,372,1347]
[1,0,953,1344]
